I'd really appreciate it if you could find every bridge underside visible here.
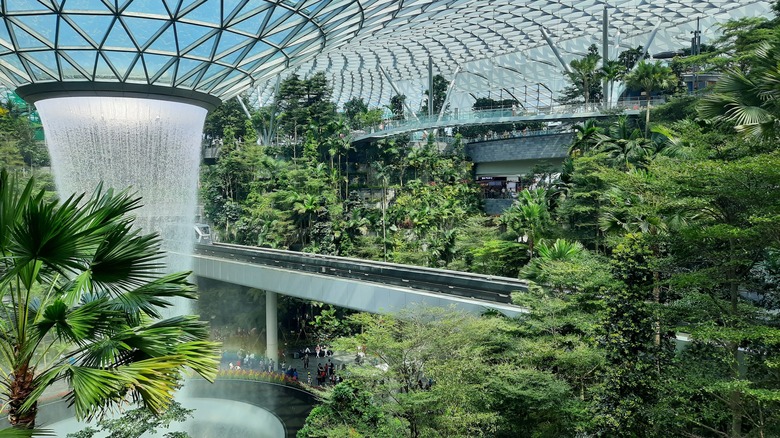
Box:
[191,253,526,318]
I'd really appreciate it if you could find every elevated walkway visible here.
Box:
[351,99,658,143]
[191,243,528,317]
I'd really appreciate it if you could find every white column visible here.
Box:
[266,291,279,369]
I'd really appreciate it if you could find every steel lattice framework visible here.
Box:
[0,0,772,108]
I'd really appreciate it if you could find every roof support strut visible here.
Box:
[379,65,420,122]
[437,65,461,123]
[540,27,573,75]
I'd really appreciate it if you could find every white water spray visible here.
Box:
[35,96,207,273]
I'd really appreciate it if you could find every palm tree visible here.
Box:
[569,119,603,157]
[500,188,550,258]
[624,60,677,136]
[566,53,602,110]
[601,60,627,108]
[0,170,219,431]
[371,162,394,261]
[699,42,780,140]
[594,116,652,169]
[521,238,585,291]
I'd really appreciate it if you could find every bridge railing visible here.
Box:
[352,97,666,141]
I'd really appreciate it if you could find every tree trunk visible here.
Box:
[9,363,37,428]
[382,181,387,261]
[728,240,743,437]
[644,93,652,137]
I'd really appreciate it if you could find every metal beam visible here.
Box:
[378,65,420,122]
[236,95,252,120]
[437,65,461,122]
[540,27,573,74]
[602,6,609,107]
[641,20,663,60]
[428,55,434,118]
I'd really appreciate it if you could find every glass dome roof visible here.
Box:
[0,1,772,107]
[0,0,363,101]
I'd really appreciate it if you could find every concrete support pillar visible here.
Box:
[266,291,279,369]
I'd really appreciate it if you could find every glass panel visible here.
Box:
[125,56,148,82]
[5,0,50,13]
[264,26,293,46]
[24,58,55,81]
[102,50,137,77]
[182,0,222,26]
[68,14,115,46]
[229,9,269,36]
[142,52,171,78]
[15,15,57,47]
[175,22,214,51]
[198,63,227,83]
[57,18,94,48]
[222,0,244,20]
[25,49,58,75]
[0,21,14,48]
[62,50,98,76]
[9,23,48,50]
[152,62,175,85]
[0,54,30,78]
[123,0,170,18]
[61,0,113,12]
[175,57,206,80]
[183,33,216,59]
[103,22,136,49]
[94,52,117,79]
[238,41,271,64]
[215,30,251,57]
[146,24,176,54]
[121,16,169,49]
[214,47,243,66]
[57,53,90,80]
[163,0,182,14]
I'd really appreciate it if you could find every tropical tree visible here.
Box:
[501,188,551,258]
[601,60,627,108]
[388,94,406,120]
[698,42,780,140]
[569,119,603,157]
[0,170,219,431]
[624,61,677,136]
[594,116,652,169]
[563,47,602,109]
[421,74,449,116]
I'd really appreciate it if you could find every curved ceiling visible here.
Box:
[0,1,772,108]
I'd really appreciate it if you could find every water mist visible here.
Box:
[35,96,206,275]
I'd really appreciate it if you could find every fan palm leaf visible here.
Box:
[0,171,219,430]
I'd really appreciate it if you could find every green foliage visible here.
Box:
[276,73,338,143]
[388,94,406,119]
[699,41,780,140]
[421,74,449,115]
[560,44,603,106]
[325,307,581,437]
[0,170,219,429]
[203,97,251,141]
[297,380,402,438]
[594,234,662,437]
[67,402,193,438]
[0,100,47,169]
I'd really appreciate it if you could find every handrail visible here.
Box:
[351,97,664,142]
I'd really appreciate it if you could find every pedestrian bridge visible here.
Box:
[351,99,656,143]
[191,242,528,317]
